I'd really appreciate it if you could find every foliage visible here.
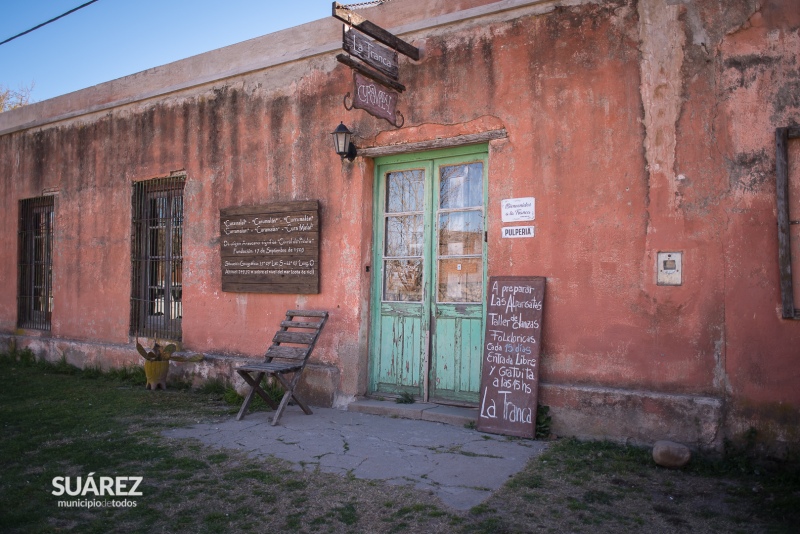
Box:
[535,404,552,439]
[136,339,203,363]
[0,346,146,385]
[197,378,227,396]
[0,83,34,112]
[395,391,416,404]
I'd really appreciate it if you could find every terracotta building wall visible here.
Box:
[0,0,797,451]
[708,0,800,446]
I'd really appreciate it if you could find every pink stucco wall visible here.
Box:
[1,0,798,451]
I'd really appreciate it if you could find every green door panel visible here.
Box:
[375,305,424,393]
[431,311,484,402]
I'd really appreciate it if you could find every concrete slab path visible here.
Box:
[163,405,547,510]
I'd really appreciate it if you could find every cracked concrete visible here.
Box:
[162,406,546,510]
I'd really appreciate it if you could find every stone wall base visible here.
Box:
[539,383,724,451]
[0,334,339,409]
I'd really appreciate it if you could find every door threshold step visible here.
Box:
[347,398,478,427]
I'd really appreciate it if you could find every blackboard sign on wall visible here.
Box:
[220,201,320,294]
[477,276,545,438]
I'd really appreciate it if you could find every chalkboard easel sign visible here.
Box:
[477,276,545,438]
[220,201,320,294]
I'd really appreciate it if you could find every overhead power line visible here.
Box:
[0,0,101,47]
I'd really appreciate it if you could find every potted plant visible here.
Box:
[136,339,203,390]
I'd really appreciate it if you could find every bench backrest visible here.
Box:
[264,310,328,363]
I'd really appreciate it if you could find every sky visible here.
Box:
[0,0,336,103]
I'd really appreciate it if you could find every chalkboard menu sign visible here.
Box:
[477,276,545,438]
[220,201,319,294]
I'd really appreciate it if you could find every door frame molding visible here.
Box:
[369,143,490,401]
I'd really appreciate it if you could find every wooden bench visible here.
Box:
[235,310,328,426]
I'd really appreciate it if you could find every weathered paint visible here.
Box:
[0,0,798,453]
[371,147,488,403]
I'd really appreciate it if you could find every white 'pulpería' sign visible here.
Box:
[502,226,535,238]
[501,197,535,222]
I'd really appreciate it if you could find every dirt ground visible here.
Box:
[1,355,797,534]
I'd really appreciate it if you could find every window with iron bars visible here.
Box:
[130,177,185,340]
[18,196,55,330]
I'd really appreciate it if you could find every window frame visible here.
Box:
[17,196,55,331]
[130,176,185,340]
[776,126,800,320]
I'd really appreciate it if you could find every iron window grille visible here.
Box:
[18,196,55,330]
[130,176,185,340]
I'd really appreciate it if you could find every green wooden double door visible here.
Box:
[370,145,488,404]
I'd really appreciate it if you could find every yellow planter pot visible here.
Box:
[144,360,170,390]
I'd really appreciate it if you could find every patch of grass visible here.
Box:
[170,457,210,471]
[197,379,227,396]
[393,503,436,518]
[81,364,104,379]
[333,502,359,525]
[566,497,590,511]
[104,364,147,384]
[497,436,800,533]
[535,404,551,439]
[465,516,508,533]
[583,489,616,505]
[282,479,307,491]
[284,511,304,530]
[224,469,281,485]
[469,503,495,515]
[506,471,544,489]
[223,386,243,405]
[207,452,229,464]
[2,351,799,533]
[310,514,329,526]
[395,391,415,404]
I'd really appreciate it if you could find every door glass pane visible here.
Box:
[384,168,425,302]
[437,161,484,304]
[438,211,483,256]
[385,215,423,257]
[440,163,483,209]
[387,170,424,213]
[384,259,423,301]
[437,258,483,302]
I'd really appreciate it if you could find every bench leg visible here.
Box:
[236,371,263,421]
[271,372,312,426]
[236,371,279,420]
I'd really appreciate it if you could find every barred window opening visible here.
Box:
[131,177,184,340]
[18,196,55,330]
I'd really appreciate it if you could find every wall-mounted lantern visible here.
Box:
[331,122,357,161]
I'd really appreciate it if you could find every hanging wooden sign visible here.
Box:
[477,276,546,438]
[336,54,405,93]
[332,2,420,61]
[346,72,402,127]
[344,28,399,80]
[332,2,417,129]
[220,201,320,294]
